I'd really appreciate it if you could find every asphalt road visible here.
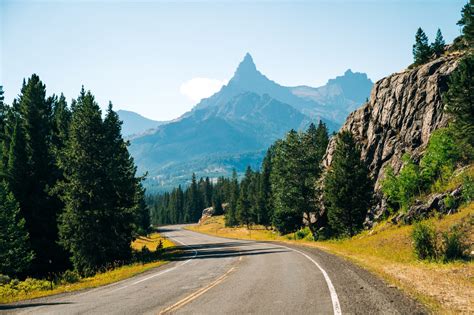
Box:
[1,225,426,314]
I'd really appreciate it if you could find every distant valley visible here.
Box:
[125,53,373,191]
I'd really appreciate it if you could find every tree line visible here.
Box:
[149,122,374,239]
[412,0,473,66]
[0,75,149,278]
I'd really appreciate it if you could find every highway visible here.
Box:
[1,225,426,314]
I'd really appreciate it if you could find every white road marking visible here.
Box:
[107,233,198,293]
[276,244,342,315]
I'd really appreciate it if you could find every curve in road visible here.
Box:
[0,225,426,314]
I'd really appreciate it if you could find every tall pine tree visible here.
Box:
[431,29,445,56]
[324,131,373,237]
[413,28,432,65]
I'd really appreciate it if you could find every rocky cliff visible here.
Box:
[323,54,461,190]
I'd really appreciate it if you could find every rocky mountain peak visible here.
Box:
[231,53,261,82]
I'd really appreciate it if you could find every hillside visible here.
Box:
[117,110,166,137]
[130,54,373,191]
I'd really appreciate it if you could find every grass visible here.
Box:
[188,204,473,313]
[0,232,175,304]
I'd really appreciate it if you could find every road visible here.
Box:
[1,225,426,314]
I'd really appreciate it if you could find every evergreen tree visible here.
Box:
[0,181,34,276]
[236,166,253,228]
[211,193,224,215]
[256,147,273,227]
[324,131,373,237]
[57,89,136,275]
[458,0,474,46]
[0,86,6,147]
[431,29,445,56]
[413,28,432,65]
[51,93,71,154]
[103,102,147,238]
[15,74,68,274]
[225,170,239,226]
[270,132,303,234]
[443,54,474,158]
[6,119,28,206]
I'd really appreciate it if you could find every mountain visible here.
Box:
[291,69,373,123]
[117,110,166,137]
[193,53,372,126]
[130,53,373,191]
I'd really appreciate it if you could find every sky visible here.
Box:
[0,0,467,121]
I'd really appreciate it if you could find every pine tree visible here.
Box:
[431,29,445,56]
[6,119,28,206]
[51,93,71,154]
[324,131,373,237]
[270,132,303,234]
[212,194,224,215]
[0,86,6,147]
[443,54,474,158]
[15,74,68,274]
[413,28,432,65]
[225,170,239,226]
[236,166,253,228]
[103,102,146,240]
[256,147,273,227]
[0,181,34,276]
[57,89,137,275]
[458,0,474,46]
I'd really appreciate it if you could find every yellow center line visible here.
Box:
[159,266,237,314]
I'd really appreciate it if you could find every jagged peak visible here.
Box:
[234,52,258,78]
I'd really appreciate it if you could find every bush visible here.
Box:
[462,174,474,202]
[441,225,470,262]
[382,155,423,211]
[0,275,10,285]
[412,222,437,260]
[295,227,312,240]
[60,270,80,284]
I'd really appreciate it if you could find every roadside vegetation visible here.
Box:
[0,233,174,304]
[189,203,473,313]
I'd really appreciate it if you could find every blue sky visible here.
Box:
[0,0,466,121]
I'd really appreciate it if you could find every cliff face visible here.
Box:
[323,55,460,190]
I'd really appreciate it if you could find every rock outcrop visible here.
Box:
[323,55,460,190]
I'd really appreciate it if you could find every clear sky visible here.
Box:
[0,0,466,121]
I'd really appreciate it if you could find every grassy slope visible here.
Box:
[188,204,473,313]
[0,232,175,304]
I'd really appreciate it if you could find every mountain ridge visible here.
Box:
[129,53,373,191]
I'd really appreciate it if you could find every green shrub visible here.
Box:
[382,155,423,211]
[462,174,474,202]
[444,195,456,209]
[412,222,437,260]
[60,270,80,284]
[420,128,460,187]
[441,225,470,262]
[295,227,312,240]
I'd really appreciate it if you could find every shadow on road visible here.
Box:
[0,302,73,310]
[165,241,288,261]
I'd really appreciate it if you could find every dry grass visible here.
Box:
[131,232,175,251]
[1,233,175,304]
[188,204,474,313]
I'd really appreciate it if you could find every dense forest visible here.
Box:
[0,77,149,278]
[149,2,474,239]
